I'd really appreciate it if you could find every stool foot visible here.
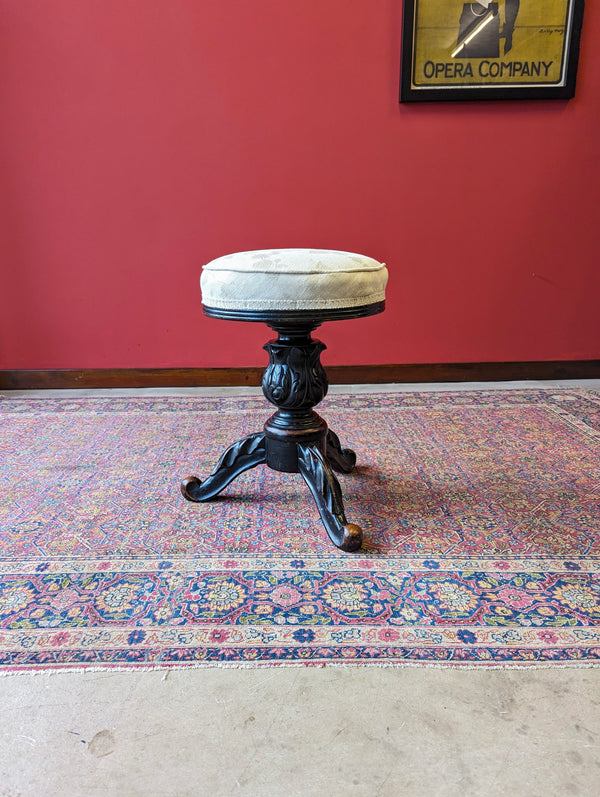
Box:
[326,429,357,474]
[181,433,266,502]
[297,443,363,552]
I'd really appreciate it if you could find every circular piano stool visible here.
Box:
[181,249,388,552]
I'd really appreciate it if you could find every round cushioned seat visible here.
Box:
[200,248,388,313]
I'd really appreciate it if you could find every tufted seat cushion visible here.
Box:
[200,249,388,312]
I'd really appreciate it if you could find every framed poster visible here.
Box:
[400,0,585,101]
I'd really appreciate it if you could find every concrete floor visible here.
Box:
[2,381,599,796]
[1,666,599,797]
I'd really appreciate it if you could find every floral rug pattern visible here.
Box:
[1,389,599,670]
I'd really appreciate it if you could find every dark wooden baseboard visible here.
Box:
[1,361,599,390]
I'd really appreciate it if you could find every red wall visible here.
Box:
[1,1,598,369]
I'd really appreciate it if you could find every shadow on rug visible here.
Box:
[1,388,599,670]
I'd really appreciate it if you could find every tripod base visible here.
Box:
[181,420,362,552]
[181,313,375,552]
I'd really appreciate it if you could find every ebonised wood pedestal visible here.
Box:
[181,302,384,552]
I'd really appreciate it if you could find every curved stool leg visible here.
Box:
[181,433,267,502]
[325,429,357,474]
[297,443,363,552]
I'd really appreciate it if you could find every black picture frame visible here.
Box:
[400,0,585,102]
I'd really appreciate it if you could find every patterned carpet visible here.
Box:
[1,388,599,671]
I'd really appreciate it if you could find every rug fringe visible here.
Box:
[1,660,599,677]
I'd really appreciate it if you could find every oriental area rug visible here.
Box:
[1,388,599,672]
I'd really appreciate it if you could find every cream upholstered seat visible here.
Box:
[200,248,388,312]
